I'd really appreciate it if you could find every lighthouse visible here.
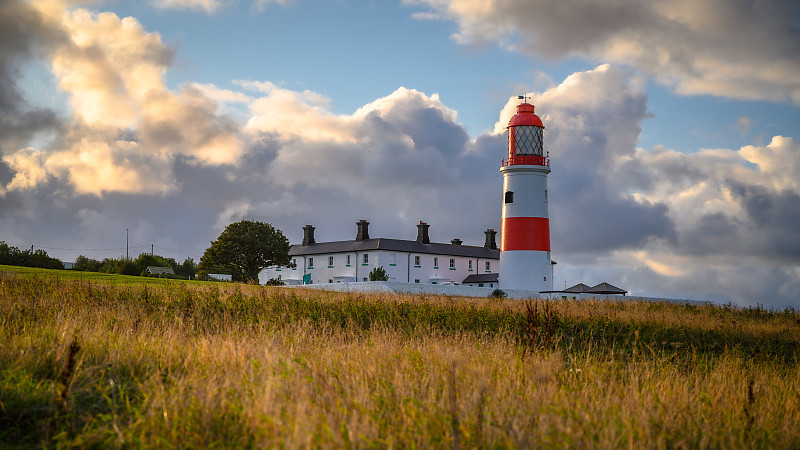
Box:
[499,101,552,293]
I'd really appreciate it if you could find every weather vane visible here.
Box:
[518,94,531,103]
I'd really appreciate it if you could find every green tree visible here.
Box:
[368,266,389,281]
[74,255,102,272]
[176,258,197,279]
[199,220,290,283]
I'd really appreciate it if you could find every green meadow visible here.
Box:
[1,266,798,448]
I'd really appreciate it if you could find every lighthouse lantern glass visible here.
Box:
[513,126,543,156]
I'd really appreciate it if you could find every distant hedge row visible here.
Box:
[73,253,198,279]
[0,241,64,270]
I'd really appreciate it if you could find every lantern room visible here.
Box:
[504,102,549,167]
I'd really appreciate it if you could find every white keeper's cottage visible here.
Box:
[259,220,501,288]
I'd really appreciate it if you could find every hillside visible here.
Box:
[1,267,798,447]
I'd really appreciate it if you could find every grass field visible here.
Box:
[1,266,798,448]
[0,265,225,287]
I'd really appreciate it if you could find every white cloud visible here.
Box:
[2,147,49,191]
[2,2,243,196]
[244,86,467,204]
[151,0,229,14]
[409,0,800,104]
[252,0,294,12]
[186,83,253,104]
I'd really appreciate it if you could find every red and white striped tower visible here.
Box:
[499,101,552,293]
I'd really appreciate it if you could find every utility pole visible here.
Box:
[126,228,129,260]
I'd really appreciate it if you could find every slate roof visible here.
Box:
[587,282,627,295]
[289,238,500,259]
[545,282,627,295]
[462,273,499,284]
[564,283,592,293]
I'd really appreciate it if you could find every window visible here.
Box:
[468,260,473,271]
[292,259,297,270]
[545,189,548,202]
[505,191,514,204]
[390,254,397,266]
[328,256,334,267]
[346,255,351,266]
[363,277,367,282]
[449,258,455,269]
[362,253,369,265]
[277,275,281,280]
[308,257,314,268]
[485,261,491,272]
[514,125,543,155]
[414,279,420,283]
[434,257,438,268]
[328,279,333,283]
[414,255,420,266]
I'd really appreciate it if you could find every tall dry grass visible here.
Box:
[1,271,798,448]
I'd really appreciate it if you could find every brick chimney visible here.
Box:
[302,225,315,246]
[416,221,430,244]
[356,220,370,242]
[484,229,497,250]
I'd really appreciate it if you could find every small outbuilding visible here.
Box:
[208,273,233,282]
[545,282,627,298]
[146,266,174,276]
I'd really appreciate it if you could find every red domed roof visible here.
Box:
[508,103,544,128]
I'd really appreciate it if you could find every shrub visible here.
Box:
[490,288,507,299]
[369,266,389,281]
[264,278,285,286]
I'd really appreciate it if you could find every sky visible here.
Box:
[1,0,799,307]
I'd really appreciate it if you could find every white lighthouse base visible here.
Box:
[499,250,552,293]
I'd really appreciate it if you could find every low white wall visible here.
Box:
[273,281,708,304]
[277,281,547,299]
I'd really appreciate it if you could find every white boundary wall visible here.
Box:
[273,281,708,305]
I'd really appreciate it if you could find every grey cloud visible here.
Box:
[0,0,62,153]
[379,106,470,156]
[551,170,676,254]
[413,0,800,103]
[679,212,745,259]
[730,182,800,262]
